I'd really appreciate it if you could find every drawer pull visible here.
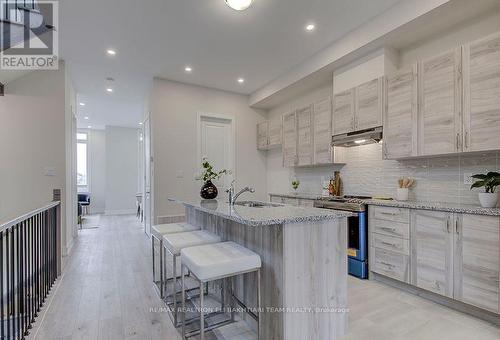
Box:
[380,241,397,247]
[380,226,397,232]
[380,211,397,216]
[379,261,395,269]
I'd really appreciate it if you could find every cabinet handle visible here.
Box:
[380,211,397,216]
[380,226,397,232]
[381,241,397,248]
[446,219,450,233]
[380,261,395,269]
[456,133,460,151]
[465,131,469,149]
[455,219,459,235]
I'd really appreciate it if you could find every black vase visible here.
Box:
[200,180,218,199]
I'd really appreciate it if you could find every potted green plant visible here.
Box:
[196,158,231,199]
[291,178,300,191]
[470,171,500,208]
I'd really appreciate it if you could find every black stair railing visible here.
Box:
[1,199,61,340]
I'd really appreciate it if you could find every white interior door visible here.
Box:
[144,117,152,236]
[199,115,234,192]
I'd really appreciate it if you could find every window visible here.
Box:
[77,131,89,192]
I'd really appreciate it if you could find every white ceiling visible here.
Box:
[57,0,403,128]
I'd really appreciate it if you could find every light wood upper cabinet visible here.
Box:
[454,214,500,313]
[296,105,314,166]
[463,32,500,153]
[411,210,454,298]
[355,78,384,131]
[268,116,282,147]
[332,89,355,136]
[313,97,333,164]
[257,121,269,150]
[257,117,282,151]
[419,48,463,156]
[282,111,297,167]
[384,66,418,159]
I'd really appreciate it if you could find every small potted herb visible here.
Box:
[470,171,500,208]
[196,158,231,199]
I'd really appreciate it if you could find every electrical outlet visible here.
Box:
[464,173,473,185]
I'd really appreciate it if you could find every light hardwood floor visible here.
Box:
[30,215,500,340]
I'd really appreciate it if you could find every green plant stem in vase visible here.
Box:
[196,158,231,199]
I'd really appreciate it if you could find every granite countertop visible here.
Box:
[269,192,329,200]
[269,193,500,216]
[169,198,353,227]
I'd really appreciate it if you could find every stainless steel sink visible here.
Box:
[233,201,283,208]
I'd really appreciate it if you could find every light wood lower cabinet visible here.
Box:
[370,206,500,314]
[411,210,454,298]
[454,214,500,313]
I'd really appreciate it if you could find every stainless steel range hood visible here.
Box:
[331,126,383,147]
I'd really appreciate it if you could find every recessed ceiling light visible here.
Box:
[106,88,113,93]
[184,66,192,73]
[84,116,89,120]
[225,0,253,11]
[237,78,245,84]
[87,125,92,129]
[139,122,143,125]
[79,102,85,106]
[354,139,367,144]
[305,24,315,31]
[106,49,116,56]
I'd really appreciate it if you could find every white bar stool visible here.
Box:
[151,222,199,298]
[162,230,221,326]
[180,242,262,340]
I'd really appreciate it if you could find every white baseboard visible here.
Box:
[105,209,136,216]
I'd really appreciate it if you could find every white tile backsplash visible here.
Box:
[289,143,499,205]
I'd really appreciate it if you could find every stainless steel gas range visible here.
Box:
[314,195,370,279]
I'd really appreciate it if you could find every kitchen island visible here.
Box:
[169,198,352,340]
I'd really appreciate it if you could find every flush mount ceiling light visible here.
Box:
[305,23,315,31]
[225,0,253,11]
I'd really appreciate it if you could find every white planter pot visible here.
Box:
[396,188,409,201]
[478,192,499,208]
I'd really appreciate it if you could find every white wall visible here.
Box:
[0,63,75,254]
[88,129,106,214]
[105,126,139,215]
[149,79,267,221]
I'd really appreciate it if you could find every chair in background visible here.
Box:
[78,193,91,216]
